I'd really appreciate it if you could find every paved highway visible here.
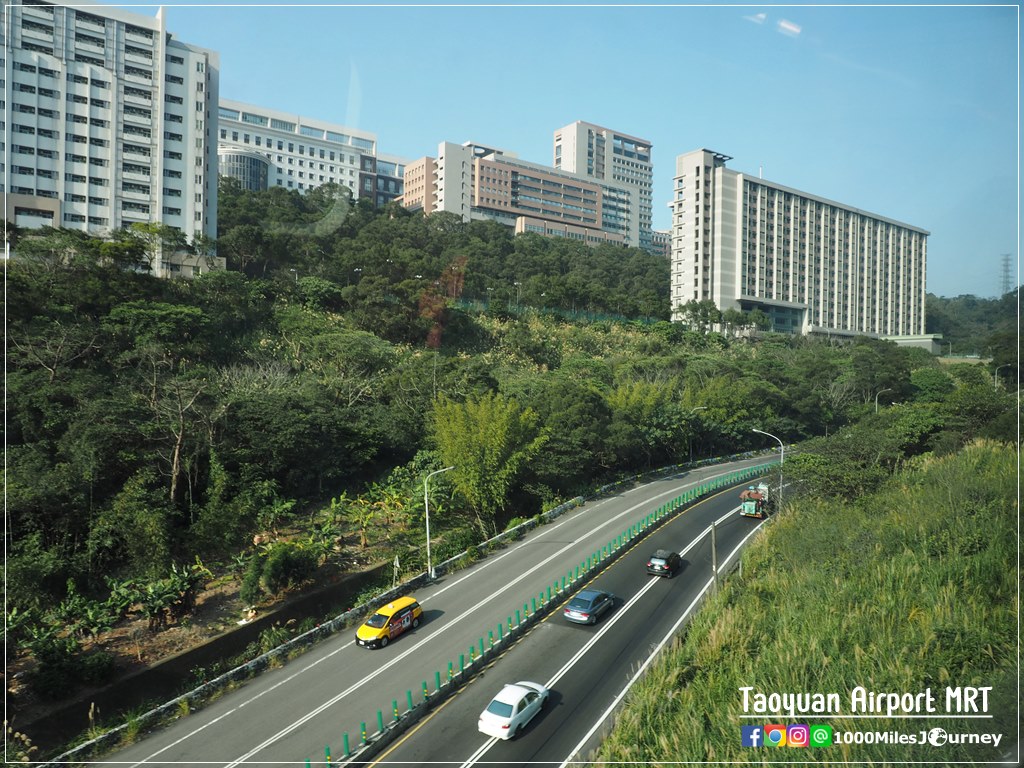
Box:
[105,455,773,767]
[367,474,765,767]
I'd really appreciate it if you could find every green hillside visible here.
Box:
[594,440,1017,763]
[5,194,1017,715]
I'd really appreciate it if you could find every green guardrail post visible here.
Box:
[406,690,414,712]
[343,733,350,758]
[393,699,399,722]
[547,585,552,602]
[469,645,476,663]
[531,597,537,614]
[360,722,367,744]
[306,760,312,768]
[459,654,465,673]
[377,709,384,734]
[524,602,529,618]
[498,622,504,641]
[488,629,494,649]
[423,680,430,701]
[508,614,513,632]
[447,661,453,681]
[515,609,521,626]
[435,670,442,691]
[479,637,485,656]
[325,746,331,766]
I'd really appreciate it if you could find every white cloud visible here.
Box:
[777,19,802,37]
[743,12,767,24]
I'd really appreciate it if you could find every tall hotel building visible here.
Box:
[670,149,929,336]
[3,0,221,276]
[553,121,654,252]
[403,140,630,247]
[217,99,406,207]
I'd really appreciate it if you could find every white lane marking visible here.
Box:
[131,464,762,767]
[426,462,756,602]
[222,485,743,767]
[460,566,669,768]
[557,518,769,767]
[460,506,731,766]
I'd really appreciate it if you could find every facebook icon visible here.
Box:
[741,726,762,747]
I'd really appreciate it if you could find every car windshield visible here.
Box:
[486,700,514,718]
[364,612,389,629]
[568,597,591,610]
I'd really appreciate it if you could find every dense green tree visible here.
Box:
[676,299,722,333]
[910,367,955,403]
[431,392,548,535]
[521,378,613,496]
[86,469,173,579]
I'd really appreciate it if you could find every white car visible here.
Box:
[477,681,549,740]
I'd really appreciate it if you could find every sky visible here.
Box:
[118,1,1018,299]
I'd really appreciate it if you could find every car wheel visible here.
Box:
[380,636,388,648]
[412,617,420,629]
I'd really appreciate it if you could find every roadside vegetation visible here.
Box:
[594,438,1017,763]
[4,184,1017,727]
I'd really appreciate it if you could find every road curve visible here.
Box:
[104,455,774,767]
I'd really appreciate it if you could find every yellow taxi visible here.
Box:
[355,596,423,649]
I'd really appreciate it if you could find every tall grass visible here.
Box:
[594,441,1017,763]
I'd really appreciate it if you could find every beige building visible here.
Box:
[554,121,654,251]
[402,141,628,246]
[670,149,929,337]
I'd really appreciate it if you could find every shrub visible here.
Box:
[434,527,481,562]
[240,544,318,603]
[27,629,81,699]
[79,650,117,684]
[239,557,263,606]
[259,543,317,596]
[257,624,291,654]
[503,517,532,541]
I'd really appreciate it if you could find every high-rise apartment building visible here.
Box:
[554,121,654,251]
[403,141,627,246]
[3,0,221,276]
[670,149,929,336]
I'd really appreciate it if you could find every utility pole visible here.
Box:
[999,253,1012,297]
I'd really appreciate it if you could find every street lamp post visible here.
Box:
[752,428,784,513]
[874,388,892,414]
[289,268,298,283]
[994,364,1013,390]
[424,466,455,579]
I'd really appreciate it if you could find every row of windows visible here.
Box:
[61,213,109,225]
[220,128,361,164]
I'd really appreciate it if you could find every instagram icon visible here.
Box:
[788,724,809,747]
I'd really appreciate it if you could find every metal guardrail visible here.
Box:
[41,452,777,766]
[337,459,774,765]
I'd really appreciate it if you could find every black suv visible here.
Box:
[647,549,681,577]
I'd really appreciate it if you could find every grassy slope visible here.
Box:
[595,441,1017,763]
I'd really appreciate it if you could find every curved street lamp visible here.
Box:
[874,387,893,414]
[752,428,784,513]
[424,466,455,579]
